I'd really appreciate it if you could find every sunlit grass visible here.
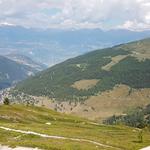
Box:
[0,105,150,150]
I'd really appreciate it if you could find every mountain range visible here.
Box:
[0,25,150,66]
[6,53,47,71]
[0,55,46,90]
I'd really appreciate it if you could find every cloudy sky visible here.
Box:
[0,0,150,31]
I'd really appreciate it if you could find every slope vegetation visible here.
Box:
[0,105,150,150]
[16,38,150,102]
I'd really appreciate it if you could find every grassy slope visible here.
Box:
[0,105,150,150]
[15,38,150,101]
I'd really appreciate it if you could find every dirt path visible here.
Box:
[0,126,121,150]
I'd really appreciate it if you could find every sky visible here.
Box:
[0,0,150,31]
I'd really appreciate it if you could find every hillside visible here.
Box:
[0,56,41,90]
[0,105,150,150]
[16,38,150,98]
[6,53,47,71]
[14,38,150,119]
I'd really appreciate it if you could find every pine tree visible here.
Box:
[3,97,10,105]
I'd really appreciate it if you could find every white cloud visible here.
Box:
[0,0,149,31]
[117,20,150,31]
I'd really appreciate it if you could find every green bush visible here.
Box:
[3,97,10,105]
[104,106,150,128]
